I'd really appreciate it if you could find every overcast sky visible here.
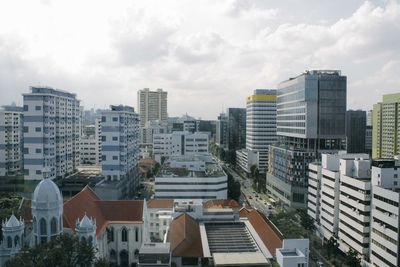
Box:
[0,0,399,119]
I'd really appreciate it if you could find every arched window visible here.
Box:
[14,235,19,247]
[121,228,128,242]
[39,218,47,236]
[135,227,139,242]
[7,236,12,248]
[134,249,139,259]
[88,236,93,246]
[107,227,114,242]
[33,217,37,234]
[81,236,86,243]
[51,217,57,234]
[109,249,116,261]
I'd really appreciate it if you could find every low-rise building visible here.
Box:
[154,154,227,201]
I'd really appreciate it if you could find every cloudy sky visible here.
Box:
[0,0,399,119]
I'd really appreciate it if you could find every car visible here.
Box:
[248,196,253,199]
[267,204,273,209]
[255,194,259,198]
[316,261,324,267]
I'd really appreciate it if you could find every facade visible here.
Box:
[267,70,347,209]
[80,136,98,165]
[154,154,227,200]
[153,131,208,163]
[308,154,400,266]
[137,88,168,127]
[372,93,400,159]
[0,105,23,176]
[346,110,366,153]
[237,89,277,174]
[215,113,228,150]
[227,108,246,152]
[146,199,174,242]
[23,87,81,180]
[100,105,140,199]
[369,159,400,267]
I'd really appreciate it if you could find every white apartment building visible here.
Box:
[23,87,80,180]
[338,158,371,257]
[137,88,168,127]
[146,199,174,242]
[80,136,98,165]
[237,89,276,174]
[101,105,139,183]
[308,153,370,248]
[153,131,208,163]
[369,159,400,267]
[142,120,168,146]
[0,105,23,176]
[154,154,227,200]
[95,117,102,164]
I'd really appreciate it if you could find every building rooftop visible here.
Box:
[147,199,174,209]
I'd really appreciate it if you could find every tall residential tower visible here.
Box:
[23,87,81,180]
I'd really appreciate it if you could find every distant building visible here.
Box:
[276,239,309,267]
[237,89,277,174]
[346,110,366,153]
[0,105,23,176]
[153,132,208,163]
[267,70,347,209]
[23,87,81,180]
[80,136,98,165]
[154,154,227,200]
[372,93,400,159]
[216,113,228,150]
[100,105,140,199]
[137,88,168,127]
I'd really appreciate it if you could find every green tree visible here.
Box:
[5,234,105,267]
[227,173,241,201]
[345,248,361,267]
[325,237,339,258]
[298,209,315,231]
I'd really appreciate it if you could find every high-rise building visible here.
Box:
[308,154,400,267]
[365,110,373,156]
[100,105,140,198]
[372,93,400,159]
[267,70,347,209]
[0,105,24,176]
[216,113,228,150]
[23,87,80,180]
[137,88,167,126]
[346,110,366,153]
[226,108,246,163]
[237,90,277,174]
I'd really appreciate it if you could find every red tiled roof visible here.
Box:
[168,213,203,258]
[240,208,283,257]
[203,199,242,209]
[63,186,143,237]
[139,159,156,165]
[147,199,174,209]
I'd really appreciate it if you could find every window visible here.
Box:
[24,148,29,154]
[7,236,12,248]
[14,235,19,247]
[394,174,398,178]
[112,117,118,122]
[107,227,114,242]
[35,127,41,132]
[23,105,28,111]
[51,217,57,234]
[35,106,42,111]
[135,227,139,242]
[40,218,47,236]
[112,136,118,141]
[102,155,106,161]
[36,148,42,153]
[101,136,106,141]
[101,116,106,122]
[23,126,28,133]
[121,228,128,242]
[36,170,42,175]
[112,156,118,160]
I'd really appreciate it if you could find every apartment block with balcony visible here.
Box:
[0,105,23,176]
[23,87,80,180]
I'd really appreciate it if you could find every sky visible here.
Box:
[0,0,399,119]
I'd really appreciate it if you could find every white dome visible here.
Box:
[4,214,23,228]
[32,178,63,206]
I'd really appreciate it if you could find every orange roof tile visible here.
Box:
[203,199,242,209]
[63,186,143,237]
[168,213,203,258]
[147,199,174,209]
[240,208,283,257]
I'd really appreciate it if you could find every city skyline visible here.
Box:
[0,0,399,119]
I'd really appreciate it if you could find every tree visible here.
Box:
[227,173,241,201]
[5,234,105,267]
[345,248,361,267]
[250,165,257,178]
[298,209,315,231]
[325,237,339,258]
